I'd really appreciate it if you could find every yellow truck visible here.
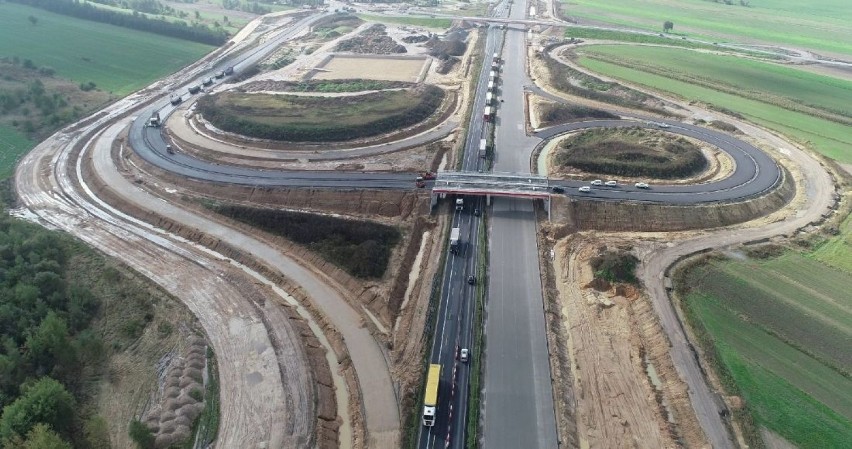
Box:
[422,364,441,426]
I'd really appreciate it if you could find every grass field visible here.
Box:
[0,2,213,96]
[561,0,852,57]
[0,125,33,178]
[357,13,452,29]
[576,51,852,162]
[681,253,852,448]
[812,213,852,272]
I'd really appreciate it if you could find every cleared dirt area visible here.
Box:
[547,234,708,449]
[311,55,430,82]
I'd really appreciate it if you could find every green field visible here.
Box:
[575,49,852,162]
[681,253,852,448]
[357,13,452,29]
[812,213,852,272]
[0,125,33,178]
[0,2,213,96]
[561,0,852,57]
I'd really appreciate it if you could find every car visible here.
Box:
[635,182,650,189]
[467,275,476,285]
[590,180,603,186]
[460,348,469,363]
[551,186,565,193]
[578,186,591,193]
[657,122,670,129]
[474,208,481,217]
[166,144,175,155]
[605,180,618,187]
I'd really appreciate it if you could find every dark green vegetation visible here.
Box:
[198,86,445,142]
[555,127,706,178]
[590,249,639,284]
[209,204,401,279]
[0,214,133,446]
[677,252,852,448]
[8,0,227,45]
[539,47,667,116]
[575,45,852,162]
[537,102,617,127]
[0,125,33,179]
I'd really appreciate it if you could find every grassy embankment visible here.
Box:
[0,126,33,179]
[560,0,852,57]
[198,86,445,142]
[678,252,852,448]
[574,45,852,163]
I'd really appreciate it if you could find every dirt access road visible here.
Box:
[15,110,318,447]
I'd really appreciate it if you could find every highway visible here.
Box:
[120,6,783,449]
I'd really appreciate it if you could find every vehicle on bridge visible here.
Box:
[551,186,565,193]
[423,364,441,426]
[486,92,494,105]
[415,177,426,188]
[450,227,461,254]
[421,171,436,180]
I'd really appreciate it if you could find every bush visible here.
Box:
[590,250,639,283]
[128,420,154,449]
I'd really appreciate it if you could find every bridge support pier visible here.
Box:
[486,194,492,206]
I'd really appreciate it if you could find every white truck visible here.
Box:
[479,139,487,158]
[450,227,461,254]
[486,92,493,105]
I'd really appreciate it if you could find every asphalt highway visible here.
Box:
[123,7,784,449]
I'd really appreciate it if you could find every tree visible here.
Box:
[22,423,72,449]
[663,21,674,33]
[0,377,76,442]
[27,15,38,26]
[128,420,155,449]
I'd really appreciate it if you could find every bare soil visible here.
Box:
[312,55,430,82]
[547,233,708,449]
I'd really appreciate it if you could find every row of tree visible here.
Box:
[8,0,228,45]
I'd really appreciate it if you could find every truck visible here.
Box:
[147,112,161,127]
[422,364,441,426]
[188,85,201,95]
[479,138,487,158]
[486,92,493,105]
[493,52,501,64]
[224,66,235,76]
[450,227,460,254]
[484,106,493,122]
[487,80,495,92]
[489,70,496,80]
[455,198,464,211]
[420,171,436,180]
[415,177,425,188]
[202,77,213,87]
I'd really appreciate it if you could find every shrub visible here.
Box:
[590,250,639,283]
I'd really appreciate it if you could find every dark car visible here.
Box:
[467,275,476,285]
[552,186,565,193]
[474,208,481,216]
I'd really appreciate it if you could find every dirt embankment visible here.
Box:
[551,168,795,232]
[543,232,708,448]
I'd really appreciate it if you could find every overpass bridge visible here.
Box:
[432,171,551,201]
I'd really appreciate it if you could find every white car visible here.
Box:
[460,348,469,362]
[657,122,670,128]
[578,186,592,193]
[590,179,603,186]
[605,180,618,187]
[635,182,650,189]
